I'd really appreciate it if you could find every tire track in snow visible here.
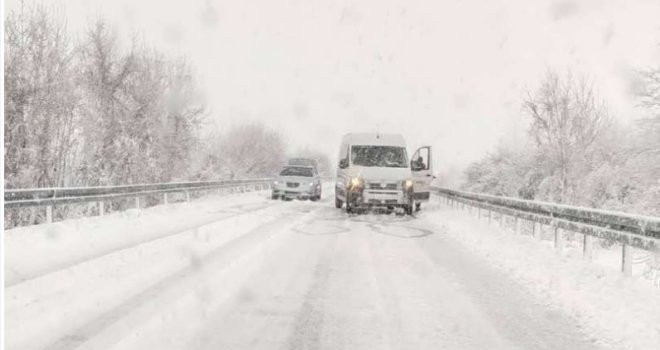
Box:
[283,230,339,350]
[181,205,339,350]
[42,207,312,350]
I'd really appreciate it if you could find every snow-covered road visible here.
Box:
[5,187,658,350]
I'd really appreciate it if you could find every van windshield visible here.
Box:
[351,146,408,168]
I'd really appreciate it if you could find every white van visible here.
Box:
[334,133,433,214]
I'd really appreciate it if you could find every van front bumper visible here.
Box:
[348,189,411,207]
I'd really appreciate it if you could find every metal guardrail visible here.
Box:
[433,187,660,276]
[5,178,274,224]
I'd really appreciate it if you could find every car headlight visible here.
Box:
[309,182,314,186]
[274,180,279,185]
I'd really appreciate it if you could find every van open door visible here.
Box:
[411,146,433,208]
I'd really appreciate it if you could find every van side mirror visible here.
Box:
[411,160,423,171]
[339,159,349,169]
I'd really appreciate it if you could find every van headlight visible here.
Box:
[348,177,364,191]
[402,179,413,190]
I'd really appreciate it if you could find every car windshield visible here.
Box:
[279,167,313,177]
[288,158,317,167]
[351,146,408,168]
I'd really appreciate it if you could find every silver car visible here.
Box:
[272,166,322,201]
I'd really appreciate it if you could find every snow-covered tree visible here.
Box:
[194,122,286,179]
[4,3,79,188]
[461,67,659,216]
[523,70,611,203]
[462,144,540,199]
[76,20,205,185]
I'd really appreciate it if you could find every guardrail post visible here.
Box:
[46,205,53,223]
[185,191,191,202]
[553,227,563,251]
[582,234,593,260]
[533,222,541,240]
[498,212,504,227]
[163,192,169,204]
[514,217,521,235]
[98,201,104,216]
[135,196,141,209]
[487,209,491,224]
[622,244,633,276]
[477,206,481,219]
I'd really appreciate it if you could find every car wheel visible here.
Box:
[335,197,343,209]
[271,193,278,200]
[415,202,421,211]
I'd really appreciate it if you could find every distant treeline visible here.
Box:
[461,69,660,216]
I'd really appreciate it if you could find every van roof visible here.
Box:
[341,133,406,147]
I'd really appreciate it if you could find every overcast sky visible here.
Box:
[7,0,660,174]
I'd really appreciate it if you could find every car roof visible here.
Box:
[341,133,406,147]
[281,165,315,169]
[288,157,317,163]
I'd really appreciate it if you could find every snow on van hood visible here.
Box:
[347,166,412,182]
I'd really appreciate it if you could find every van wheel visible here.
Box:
[335,197,343,208]
[345,201,355,214]
[415,203,421,211]
[405,198,415,215]
[271,193,278,200]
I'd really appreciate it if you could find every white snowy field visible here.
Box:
[4,186,659,350]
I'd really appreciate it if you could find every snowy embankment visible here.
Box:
[5,190,270,286]
[4,189,284,350]
[428,202,660,350]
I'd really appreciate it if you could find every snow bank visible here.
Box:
[428,204,660,350]
[4,190,272,286]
